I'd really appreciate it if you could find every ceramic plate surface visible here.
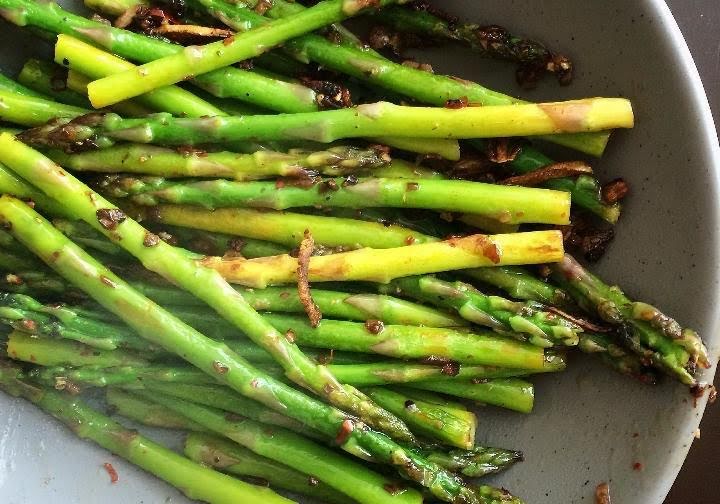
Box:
[1,1,719,503]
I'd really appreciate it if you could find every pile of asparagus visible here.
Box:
[0,0,710,503]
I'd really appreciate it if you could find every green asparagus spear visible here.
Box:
[471,140,621,223]
[47,143,391,180]
[0,362,294,504]
[406,378,535,414]
[0,197,492,502]
[104,175,572,225]
[373,6,572,86]
[0,0,320,113]
[17,59,92,108]
[0,292,158,352]
[0,71,48,98]
[423,446,524,478]
[19,99,634,149]
[6,331,149,367]
[464,266,572,307]
[131,203,436,249]
[64,69,155,117]
[255,313,548,370]
[365,386,477,449]
[184,432,350,504]
[551,254,707,385]
[187,0,610,156]
[579,332,658,384]
[137,381,323,438]
[55,35,226,117]
[154,224,288,258]
[382,276,581,347]
[0,89,88,127]
[0,135,415,442]
[86,0,409,107]
[106,387,207,431]
[132,388,423,504]
[200,230,564,287]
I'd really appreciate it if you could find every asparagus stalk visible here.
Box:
[579,331,658,384]
[6,331,149,368]
[0,89,88,127]
[47,143,392,180]
[105,175,572,225]
[0,71,47,98]
[86,0,409,107]
[19,99,634,149]
[0,198,492,502]
[131,203,436,249]
[365,386,477,449]
[0,0,321,113]
[407,379,535,414]
[0,292,158,352]
[382,276,581,348]
[137,381,323,438]
[55,35,226,117]
[0,135,415,442]
[0,362,294,504]
[106,387,207,431]
[471,140,621,224]
[373,6,572,86]
[464,266,573,307]
[423,447,524,478]
[17,58,92,108]
[154,224,289,258]
[64,69,155,117]
[199,231,565,288]
[132,388,424,504]
[551,254,708,385]
[0,258,466,328]
[30,353,557,392]
[256,313,548,370]
[184,432,350,504]
[187,0,610,156]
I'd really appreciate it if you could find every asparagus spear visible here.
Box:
[19,98,634,150]
[551,254,708,385]
[407,378,535,414]
[382,276,581,348]
[55,35,225,117]
[365,386,477,449]
[6,331,149,368]
[0,362,294,504]
[47,143,391,180]
[256,313,548,370]
[17,58,92,108]
[0,135,415,442]
[0,0,321,113]
[464,266,572,307]
[0,89,87,127]
[373,6,572,87]
[106,387,207,431]
[0,258,467,327]
[64,69,156,117]
[130,203,436,249]
[153,224,289,258]
[86,0,409,107]
[0,292,158,352]
[471,140,621,224]
[104,175,572,225]
[423,446,524,478]
[0,71,47,98]
[186,0,610,156]
[132,388,423,504]
[199,231,565,288]
[0,199,494,503]
[184,432,350,504]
